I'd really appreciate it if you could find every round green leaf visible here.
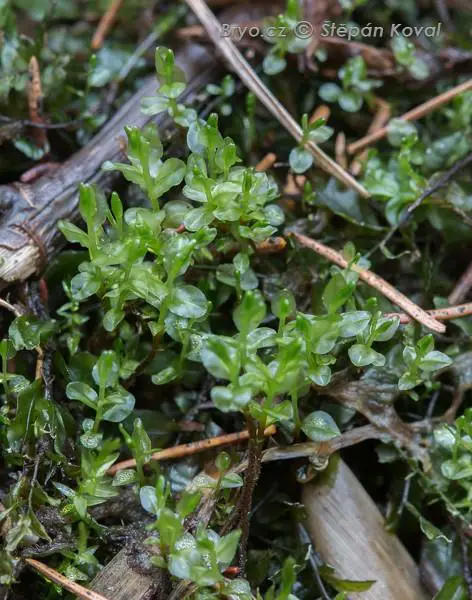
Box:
[168,284,209,319]
[66,382,98,409]
[301,410,340,442]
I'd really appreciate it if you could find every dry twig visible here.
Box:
[335,132,347,169]
[27,57,47,149]
[372,150,472,254]
[350,96,391,176]
[348,79,472,154]
[0,298,22,317]
[107,425,277,475]
[261,425,384,463]
[184,0,370,199]
[449,262,472,305]
[386,302,472,324]
[91,0,124,50]
[290,231,446,333]
[25,558,111,600]
[255,152,277,172]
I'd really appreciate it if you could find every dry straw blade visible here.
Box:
[185,0,371,199]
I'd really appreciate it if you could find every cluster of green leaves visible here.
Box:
[0,0,184,167]
[362,94,472,226]
[319,56,382,113]
[398,334,452,391]
[1,10,471,594]
[206,75,236,116]
[139,472,246,594]
[261,0,311,75]
[432,411,472,522]
[66,350,135,442]
[289,115,333,174]
[200,263,450,433]
[391,35,429,81]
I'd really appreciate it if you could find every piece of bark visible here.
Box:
[302,460,428,600]
[89,542,169,600]
[0,41,219,289]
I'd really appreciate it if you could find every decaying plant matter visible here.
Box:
[0,0,472,599]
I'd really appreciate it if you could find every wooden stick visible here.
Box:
[350,96,391,175]
[335,132,347,169]
[262,425,382,463]
[27,57,47,149]
[386,302,472,324]
[348,79,472,154]
[91,0,124,50]
[24,558,111,600]
[0,297,22,317]
[107,425,277,475]
[290,232,446,333]
[449,262,472,305]
[176,24,206,39]
[302,460,429,600]
[184,0,371,199]
[255,152,277,172]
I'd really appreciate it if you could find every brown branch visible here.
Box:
[290,232,446,333]
[348,78,472,154]
[372,150,472,254]
[24,558,112,600]
[255,152,277,172]
[107,425,277,475]
[261,424,383,463]
[386,302,472,324]
[184,0,371,199]
[0,297,23,317]
[27,57,47,149]
[443,389,464,424]
[449,262,472,305]
[0,115,84,129]
[350,96,391,176]
[91,0,124,50]
[335,132,347,169]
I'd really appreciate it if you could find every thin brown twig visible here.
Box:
[176,24,205,39]
[290,231,445,333]
[449,262,472,305]
[27,57,47,149]
[348,78,472,154]
[91,0,124,50]
[0,298,22,317]
[255,152,277,172]
[350,96,391,176]
[443,389,464,424]
[371,150,472,255]
[0,115,84,129]
[335,132,347,169]
[386,302,472,324]
[184,0,370,199]
[24,558,111,600]
[434,0,454,31]
[261,424,383,463]
[107,425,277,475]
